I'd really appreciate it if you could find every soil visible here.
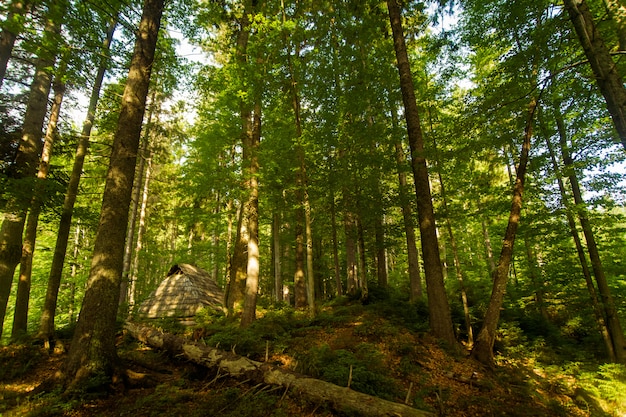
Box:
[0,306,605,417]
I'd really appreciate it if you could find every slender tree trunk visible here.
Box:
[241,101,261,328]
[481,218,497,274]
[39,18,117,341]
[226,201,248,313]
[120,96,154,308]
[387,0,456,346]
[544,122,616,361]
[557,116,626,362]
[523,238,548,320]
[330,188,343,297]
[128,152,152,313]
[62,0,164,388]
[393,138,422,301]
[11,75,65,339]
[272,211,282,301]
[344,210,359,296]
[0,0,28,89]
[0,5,62,338]
[470,96,537,368]
[563,0,626,150]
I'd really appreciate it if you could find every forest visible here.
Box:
[1,0,626,415]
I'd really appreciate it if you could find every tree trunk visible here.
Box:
[386,0,456,347]
[557,117,626,362]
[11,75,65,339]
[470,96,537,368]
[128,152,152,313]
[330,188,343,297]
[226,201,248,313]
[62,0,164,388]
[563,0,626,150]
[39,17,117,341]
[0,5,62,338]
[0,0,28,89]
[543,120,616,360]
[241,100,261,328]
[227,0,253,316]
[272,211,282,302]
[125,323,435,417]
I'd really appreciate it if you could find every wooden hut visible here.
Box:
[137,263,224,318]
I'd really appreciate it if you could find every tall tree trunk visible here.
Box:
[227,0,253,316]
[241,101,261,328]
[330,187,343,297]
[62,0,163,388]
[563,0,626,150]
[226,201,248,313]
[0,5,62,338]
[0,0,28,89]
[272,211,282,302]
[543,121,616,361]
[386,0,456,346]
[557,115,626,362]
[392,126,423,301]
[39,18,117,341]
[120,93,155,308]
[344,210,359,296]
[128,152,152,313]
[470,96,537,368]
[11,74,65,339]
[481,218,497,274]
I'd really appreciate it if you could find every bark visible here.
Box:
[393,137,422,301]
[344,209,359,296]
[563,0,626,150]
[11,75,65,339]
[330,189,343,297]
[470,96,537,368]
[125,323,435,417]
[0,0,28,89]
[226,201,248,313]
[39,17,117,341]
[128,152,152,312]
[227,0,253,316]
[544,124,615,361]
[387,0,456,346]
[557,118,626,362]
[0,6,62,338]
[272,211,283,302]
[241,100,261,328]
[62,0,164,388]
[481,219,497,274]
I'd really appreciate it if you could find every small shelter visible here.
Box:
[137,263,224,318]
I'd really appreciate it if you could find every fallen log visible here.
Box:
[125,322,435,417]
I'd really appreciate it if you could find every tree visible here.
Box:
[563,0,626,150]
[62,0,164,388]
[386,0,456,347]
[0,1,64,338]
[38,16,118,342]
[0,0,30,89]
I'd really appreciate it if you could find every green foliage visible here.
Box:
[296,343,400,400]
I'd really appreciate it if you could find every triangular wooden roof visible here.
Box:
[137,263,224,318]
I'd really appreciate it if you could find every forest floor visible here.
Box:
[1,296,625,416]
